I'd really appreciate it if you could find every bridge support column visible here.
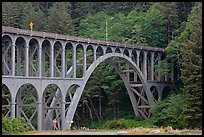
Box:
[38,45,42,77]
[73,46,76,78]
[51,44,54,77]
[83,51,87,77]
[62,46,66,78]
[25,43,29,77]
[11,44,15,77]
[11,93,16,119]
[16,47,21,75]
[16,92,21,117]
[93,47,97,61]
[150,52,155,81]
[143,51,147,80]
[37,101,43,130]
[135,50,140,82]
[157,53,161,81]
[61,95,66,130]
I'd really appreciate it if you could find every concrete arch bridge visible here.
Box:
[2,26,178,130]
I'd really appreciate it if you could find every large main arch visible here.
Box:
[64,53,154,130]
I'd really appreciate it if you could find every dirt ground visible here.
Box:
[13,127,202,135]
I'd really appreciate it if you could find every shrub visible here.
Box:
[97,118,156,129]
[2,116,30,134]
[150,91,186,129]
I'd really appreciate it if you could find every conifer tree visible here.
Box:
[180,2,202,128]
[44,2,75,35]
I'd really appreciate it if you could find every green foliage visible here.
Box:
[45,2,75,35]
[2,116,30,134]
[179,2,202,129]
[150,91,186,129]
[20,2,46,31]
[96,118,156,129]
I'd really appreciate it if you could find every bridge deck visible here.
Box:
[2,26,164,52]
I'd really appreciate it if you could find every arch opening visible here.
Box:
[76,44,84,78]
[2,83,11,117]
[42,84,62,130]
[54,41,62,77]
[65,42,73,78]
[15,37,26,76]
[16,83,38,130]
[162,86,172,99]
[2,35,12,76]
[67,53,154,129]
[42,40,51,77]
[29,38,39,77]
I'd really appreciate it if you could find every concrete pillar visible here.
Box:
[61,95,66,130]
[25,43,29,77]
[143,51,147,80]
[62,46,66,79]
[126,63,129,81]
[12,44,15,77]
[83,51,87,77]
[150,52,155,81]
[93,47,97,61]
[136,50,140,68]
[11,93,16,119]
[16,47,21,76]
[37,101,43,130]
[157,53,161,81]
[51,44,54,77]
[16,92,21,117]
[38,44,42,78]
[73,45,76,78]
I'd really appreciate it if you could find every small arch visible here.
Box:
[161,86,172,99]
[131,50,137,64]
[2,35,13,76]
[115,48,121,53]
[86,45,94,70]
[96,46,104,58]
[65,42,73,78]
[76,44,84,78]
[54,41,63,77]
[123,49,129,57]
[42,40,51,77]
[28,38,39,77]
[15,36,27,76]
[150,85,159,101]
[105,47,112,54]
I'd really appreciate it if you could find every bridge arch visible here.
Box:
[65,53,154,129]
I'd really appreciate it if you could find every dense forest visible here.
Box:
[2,2,202,131]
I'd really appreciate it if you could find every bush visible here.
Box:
[97,118,156,129]
[150,91,186,129]
[2,116,30,134]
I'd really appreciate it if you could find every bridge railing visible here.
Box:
[2,26,164,52]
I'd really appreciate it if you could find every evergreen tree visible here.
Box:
[45,2,75,35]
[180,2,202,129]
[2,2,21,28]
[20,2,46,31]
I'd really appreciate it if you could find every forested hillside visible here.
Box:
[2,2,202,130]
